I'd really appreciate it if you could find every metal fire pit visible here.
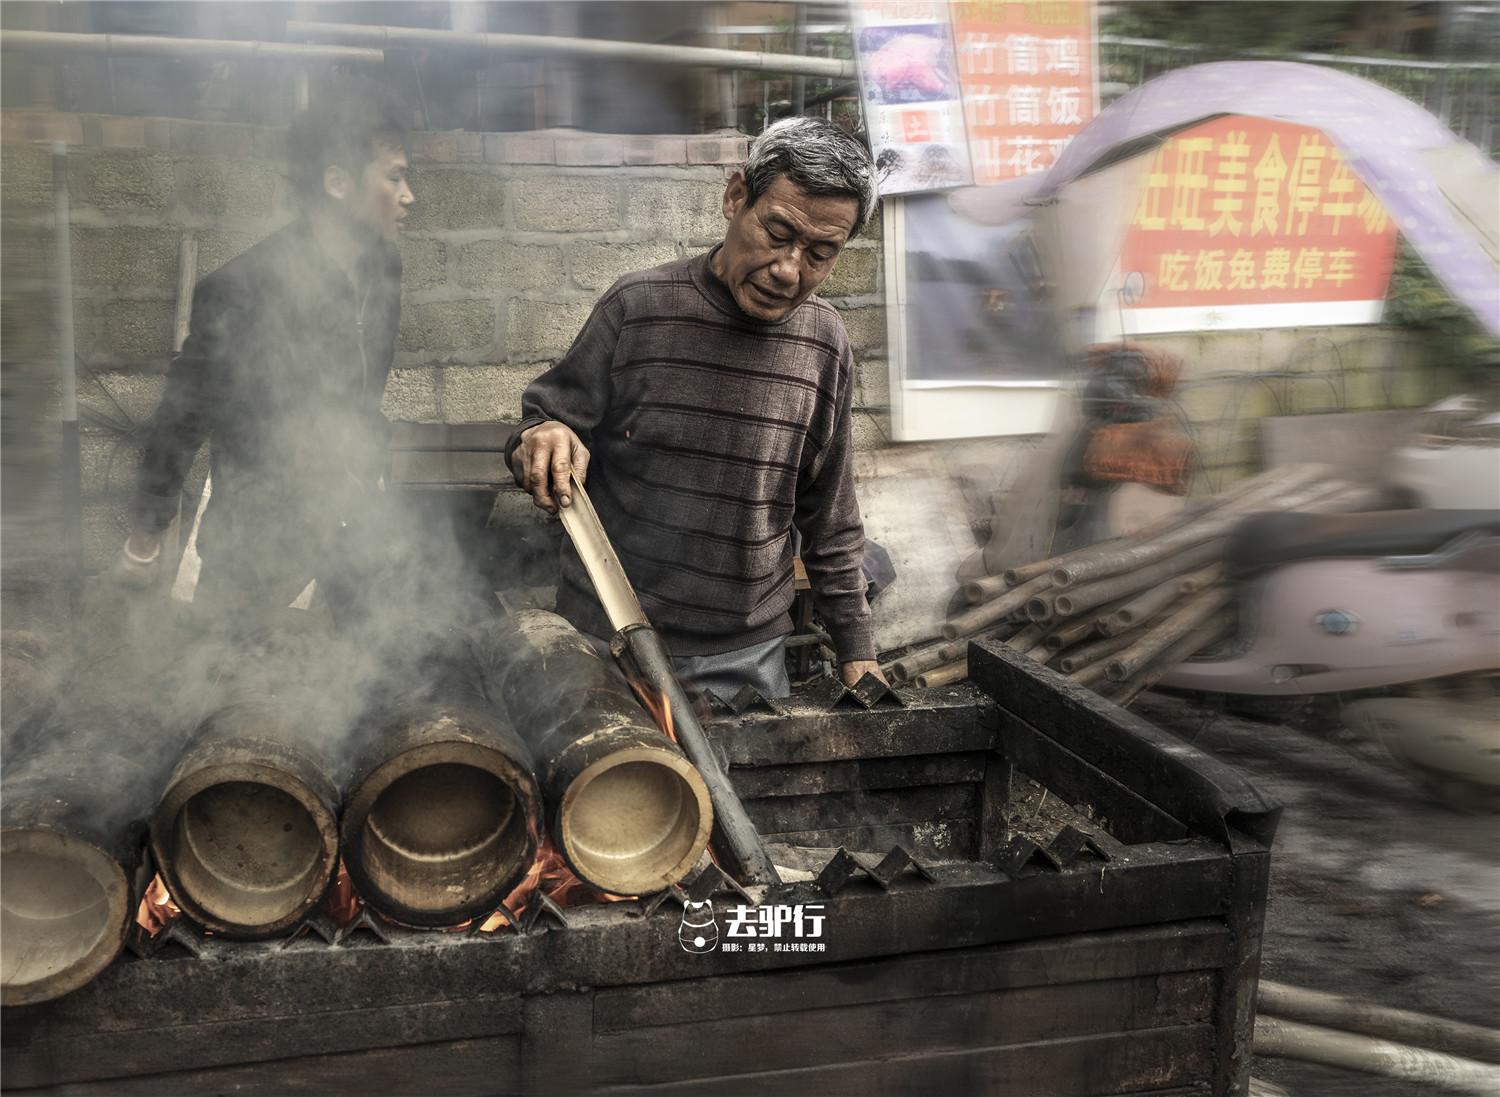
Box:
[1,640,1278,1096]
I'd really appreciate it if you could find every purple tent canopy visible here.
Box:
[1037,61,1499,336]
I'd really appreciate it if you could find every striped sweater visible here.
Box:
[508,249,874,661]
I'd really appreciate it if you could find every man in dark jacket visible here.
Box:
[120,92,413,617]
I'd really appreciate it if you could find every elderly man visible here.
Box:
[120,89,414,622]
[507,117,884,699]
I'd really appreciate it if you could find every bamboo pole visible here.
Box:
[1053,536,1227,620]
[1258,981,1500,1064]
[1254,1015,1500,1095]
[1102,575,1185,634]
[915,659,968,688]
[1112,612,1234,706]
[941,573,1049,640]
[1178,563,1223,594]
[1057,629,1143,674]
[1106,586,1235,682]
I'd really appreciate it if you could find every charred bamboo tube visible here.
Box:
[1113,613,1233,708]
[150,702,340,939]
[1024,591,1058,623]
[1055,537,1227,620]
[612,623,779,887]
[888,636,965,683]
[342,646,543,927]
[1057,629,1143,674]
[1106,586,1235,683]
[1104,576,1186,634]
[915,659,968,688]
[941,573,1049,640]
[1002,621,1047,655]
[1071,662,1110,688]
[1258,981,1500,1064]
[1045,603,1125,652]
[485,611,712,896]
[1052,466,1335,589]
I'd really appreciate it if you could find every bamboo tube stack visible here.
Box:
[881,464,1383,707]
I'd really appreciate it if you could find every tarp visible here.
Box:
[1035,61,1500,336]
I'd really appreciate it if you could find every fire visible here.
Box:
[627,680,678,745]
[133,874,181,937]
[324,859,360,927]
[464,837,634,934]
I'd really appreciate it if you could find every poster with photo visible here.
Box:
[852,2,974,194]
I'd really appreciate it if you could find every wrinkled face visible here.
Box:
[713,172,859,322]
[335,143,414,242]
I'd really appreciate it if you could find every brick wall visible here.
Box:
[2,109,1444,584]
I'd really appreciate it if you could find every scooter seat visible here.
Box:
[1227,509,1500,575]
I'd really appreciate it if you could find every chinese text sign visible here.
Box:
[1120,116,1398,332]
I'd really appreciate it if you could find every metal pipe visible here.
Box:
[612,624,779,887]
[0,28,383,64]
[483,611,712,897]
[1259,982,1500,1064]
[289,20,857,79]
[341,643,543,927]
[1255,1015,1500,1095]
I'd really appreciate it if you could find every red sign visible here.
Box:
[1120,116,1397,328]
[953,0,1097,184]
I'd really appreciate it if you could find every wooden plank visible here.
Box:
[11,1036,522,1097]
[521,991,593,1097]
[756,820,978,861]
[1212,842,1273,1096]
[595,1023,1216,1096]
[743,784,977,833]
[2,998,523,1089]
[1001,712,1191,846]
[595,920,1230,1032]
[389,450,510,488]
[730,753,987,799]
[969,641,1281,848]
[979,749,1012,862]
[388,421,516,451]
[593,971,1214,1086]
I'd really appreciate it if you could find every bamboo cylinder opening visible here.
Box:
[346,740,537,925]
[0,829,128,1007]
[154,767,336,937]
[559,746,711,896]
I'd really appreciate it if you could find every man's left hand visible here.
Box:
[840,659,887,688]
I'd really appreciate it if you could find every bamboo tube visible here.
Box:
[941,573,1049,640]
[1052,468,1336,589]
[1106,586,1235,682]
[1258,981,1500,1064]
[1070,662,1110,687]
[1254,1015,1500,1095]
[1046,607,1117,653]
[915,659,969,688]
[1113,612,1234,708]
[886,637,953,683]
[1055,536,1227,620]
[961,572,1011,605]
[1103,576,1185,634]
[1057,629,1143,674]
[1179,563,1223,594]
[1024,591,1057,623]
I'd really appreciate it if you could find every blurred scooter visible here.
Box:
[1160,396,1500,807]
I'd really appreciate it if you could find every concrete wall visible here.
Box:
[2,109,1448,586]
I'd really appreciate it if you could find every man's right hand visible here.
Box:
[116,532,162,588]
[510,421,590,514]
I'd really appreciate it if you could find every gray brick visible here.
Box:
[178,158,283,220]
[860,203,884,243]
[821,246,880,298]
[103,299,175,361]
[82,498,135,573]
[79,430,143,500]
[437,365,539,422]
[854,357,891,411]
[72,227,180,292]
[1,142,56,210]
[835,306,887,354]
[625,179,725,242]
[851,410,892,451]
[569,241,679,291]
[381,367,441,422]
[406,168,507,231]
[67,149,175,214]
[504,299,594,361]
[457,241,563,292]
[194,230,264,277]
[76,370,166,428]
[399,299,496,354]
[398,237,448,292]
[511,178,619,232]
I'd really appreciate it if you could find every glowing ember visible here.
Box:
[133,873,181,936]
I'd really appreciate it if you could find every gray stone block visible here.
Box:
[624,179,725,242]
[103,299,175,361]
[436,364,539,422]
[835,305,888,354]
[1,142,56,210]
[71,227,180,292]
[398,237,448,292]
[504,299,594,361]
[456,241,563,292]
[68,149,175,214]
[568,241,679,290]
[821,246,880,299]
[406,168,507,231]
[177,158,283,221]
[511,178,619,232]
[398,299,496,354]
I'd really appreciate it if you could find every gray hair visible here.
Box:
[741,117,878,237]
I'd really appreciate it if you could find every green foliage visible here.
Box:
[1384,239,1499,373]
[1103,1,1366,54]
